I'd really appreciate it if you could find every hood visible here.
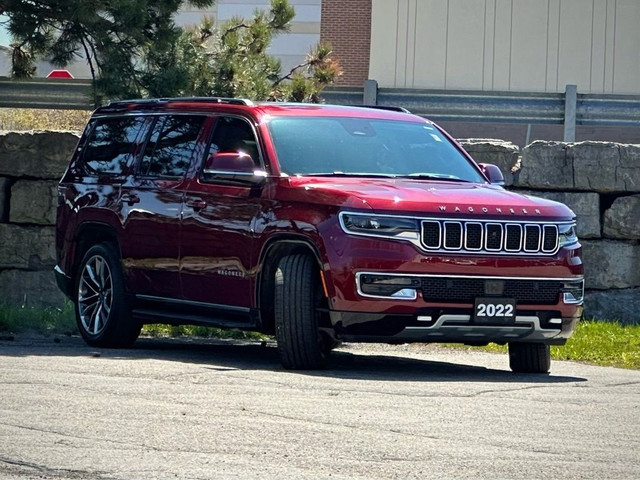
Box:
[282,176,574,220]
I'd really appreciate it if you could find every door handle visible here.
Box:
[186,199,207,211]
[121,194,140,206]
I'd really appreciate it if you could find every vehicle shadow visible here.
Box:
[0,335,587,384]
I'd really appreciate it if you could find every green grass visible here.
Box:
[451,319,640,370]
[551,320,640,369]
[0,302,265,341]
[142,324,267,341]
[0,305,637,369]
[0,302,77,335]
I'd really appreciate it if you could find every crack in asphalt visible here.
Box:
[0,420,264,460]
[604,381,640,388]
[0,455,115,480]
[243,407,442,441]
[0,420,165,453]
[221,371,576,399]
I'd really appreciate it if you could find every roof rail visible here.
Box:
[356,104,411,114]
[104,97,254,109]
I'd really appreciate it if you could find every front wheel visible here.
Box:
[508,342,551,374]
[75,243,141,348]
[274,254,331,370]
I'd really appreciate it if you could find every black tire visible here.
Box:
[74,243,141,348]
[508,342,551,374]
[274,254,331,370]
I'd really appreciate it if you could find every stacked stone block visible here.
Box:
[0,131,79,307]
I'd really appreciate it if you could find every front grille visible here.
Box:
[421,278,563,305]
[421,219,559,255]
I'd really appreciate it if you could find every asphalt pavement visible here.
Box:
[0,335,638,479]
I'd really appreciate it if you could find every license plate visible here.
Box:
[473,298,516,323]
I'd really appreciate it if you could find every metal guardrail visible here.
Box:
[1,77,638,130]
[0,77,93,110]
[322,84,640,129]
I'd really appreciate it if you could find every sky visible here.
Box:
[0,15,10,47]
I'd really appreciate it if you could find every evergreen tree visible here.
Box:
[2,0,341,104]
[159,0,342,102]
[2,0,215,104]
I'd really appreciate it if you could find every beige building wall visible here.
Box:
[370,0,640,94]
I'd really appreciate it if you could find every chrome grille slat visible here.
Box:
[444,221,463,250]
[485,223,503,251]
[524,224,541,252]
[421,220,559,255]
[505,224,523,251]
[422,221,441,248]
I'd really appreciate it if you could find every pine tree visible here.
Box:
[2,0,341,104]
[160,0,342,102]
[2,0,215,104]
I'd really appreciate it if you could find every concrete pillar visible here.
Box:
[363,79,378,105]
[564,84,577,142]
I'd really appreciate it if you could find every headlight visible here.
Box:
[558,223,578,247]
[340,212,419,240]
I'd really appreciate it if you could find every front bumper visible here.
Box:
[330,309,581,345]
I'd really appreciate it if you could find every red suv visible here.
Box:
[55,98,584,373]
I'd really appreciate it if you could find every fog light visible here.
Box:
[562,280,584,304]
[391,289,417,300]
[358,274,420,300]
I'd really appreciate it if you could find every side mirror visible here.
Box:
[478,163,505,186]
[204,152,255,173]
[202,152,267,185]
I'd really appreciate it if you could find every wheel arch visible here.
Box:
[257,236,325,335]
[72,222,121,284]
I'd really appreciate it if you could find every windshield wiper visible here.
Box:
[302,172,398,178]
[402,173,472,182]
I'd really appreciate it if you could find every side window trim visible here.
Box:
[136,115,166,178]
[200,114,265,181]
[136,114,207,180]
[79,115,147,177]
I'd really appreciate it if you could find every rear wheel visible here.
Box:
[274,254,331,370]
[75,243,141,348]
[508,342,551,374]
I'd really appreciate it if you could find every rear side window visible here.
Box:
[138,115,206,178]
[82,116,145,175]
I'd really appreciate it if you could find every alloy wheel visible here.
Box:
[77,255,113,336]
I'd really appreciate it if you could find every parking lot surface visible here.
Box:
[1,335,639,479]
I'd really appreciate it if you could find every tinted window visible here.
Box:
[207,116,260,166]
[139,115,205,178]
[82,116,145,175]
[268,117,485,183]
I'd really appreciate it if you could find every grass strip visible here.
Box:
[451,319,640,370]
[142,324,266,341]
[0,302,77,335]
[0,302,263,341]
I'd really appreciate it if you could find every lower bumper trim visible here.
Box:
[331,310,581,345]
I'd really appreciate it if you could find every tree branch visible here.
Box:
[271,61,309,88]
[220,22,250,43]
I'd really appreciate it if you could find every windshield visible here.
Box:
[267,116,485,183]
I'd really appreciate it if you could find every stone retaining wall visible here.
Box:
[0,131,79,307]
[0,132,637,324]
